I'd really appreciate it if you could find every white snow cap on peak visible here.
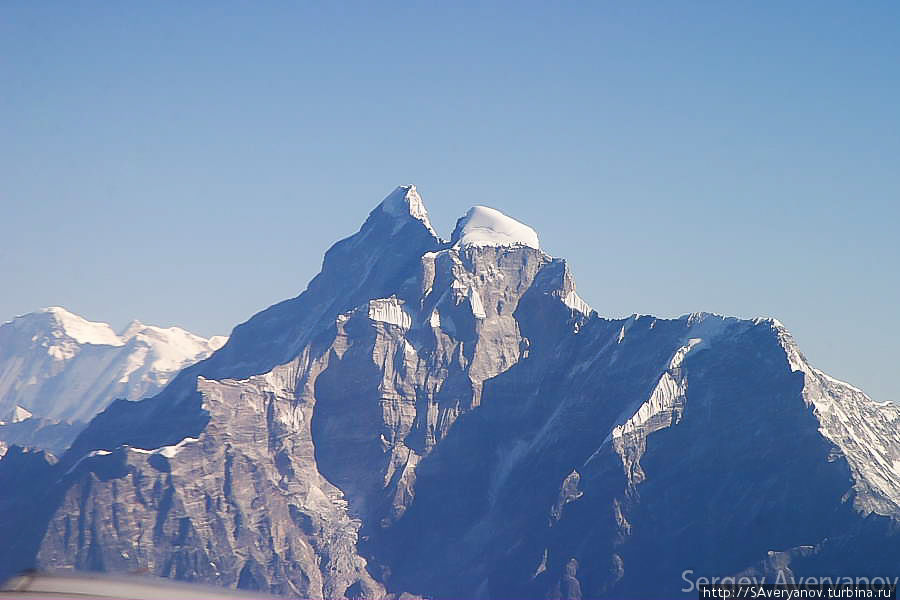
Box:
[39,306,125,347]
[451,205,540,250]
[380,185,438,237]
[15,308,228,360]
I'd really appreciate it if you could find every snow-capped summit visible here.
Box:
[119,319,146,340]
[125,322,227,372]
[36,307,125,347]
[0,307,227,422]
[379,184,439,238]
[451,205,540,249]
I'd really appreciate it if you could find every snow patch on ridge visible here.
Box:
[367,298,412,329]
[812,367,865,395]
[451,206,540,250]
[129,437,200,459]
[41,307,124,347]
[63,449,112,476]
[611,334,711,441]
[590,314,739,485]
[468,288,487,319]
[771,320,900,516]
[561,290,592,315]
[62,437,201,477]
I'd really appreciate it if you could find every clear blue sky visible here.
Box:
[2,2,898,401]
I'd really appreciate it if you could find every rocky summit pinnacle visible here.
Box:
[1,186,899,600]
[378,184,439,239]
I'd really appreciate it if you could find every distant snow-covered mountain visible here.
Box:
[0,307,226,423]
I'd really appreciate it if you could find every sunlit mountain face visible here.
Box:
[2,186,898,599]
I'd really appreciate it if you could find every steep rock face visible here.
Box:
[36,370,383,598]
[23,189,590,597]
[3,185,900,599]
[316,310,898,598]
[0,445,60,577]
[168,185,442,385]
[375,313,900,599]
[5,186,451,597]
[311,243,587,527]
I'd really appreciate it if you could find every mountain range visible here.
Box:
[1,185,898,599]
[0,307,225,457]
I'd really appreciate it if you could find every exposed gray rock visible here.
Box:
[2,186,900,599]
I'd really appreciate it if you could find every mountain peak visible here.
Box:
[119,319,145,340]
[38,306,124,347]
[5,185,900,599]
[451,205,540,250]
[378,184,438,238]
[0,308,228,422]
